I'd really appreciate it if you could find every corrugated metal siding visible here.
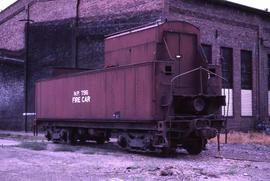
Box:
[222,88,233,116]
[241,90,252,116]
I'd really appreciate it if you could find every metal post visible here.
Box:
[225,129,228,144]
[73,0,80,68]
[217,131,220,152]
[199,67,203,94]
[20,6,34,132]
[24,20,29,133]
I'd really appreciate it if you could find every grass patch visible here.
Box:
[210,131,270,145]
[18,142,47,151]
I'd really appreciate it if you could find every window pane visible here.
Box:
[220,47,233,88]
[222,88,233,116]
[202,44,212,64]
[241,50,252,90]
[241,90,252,116]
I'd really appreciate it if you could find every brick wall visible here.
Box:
[0,0,164,51]
[79,0,164,20]
[0,0,31,22]
[0,11,26,50]
[29,0,77,22]
[0,62,24,130]
[167,0,270,130]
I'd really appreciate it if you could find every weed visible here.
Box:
[210,131,270,145]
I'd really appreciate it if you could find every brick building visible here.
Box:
[0,0,270,131]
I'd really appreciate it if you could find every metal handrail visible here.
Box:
[171,66,227,84]
[166,66,230,148]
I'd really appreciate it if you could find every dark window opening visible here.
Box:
[220,47,233,88]
[165,65,172,75]
[209,68,216,77]
[241,50,252,90]
[202,44,212,64]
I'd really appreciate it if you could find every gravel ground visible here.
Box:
[0,131,269,181]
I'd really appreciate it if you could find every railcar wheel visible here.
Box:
[45,130,52,141]
[117,136,128,148]
[202,139,208,150]
[96,138,105,144]
[184,137,203,155]
[79,138,87,143]
[66,129,78,145]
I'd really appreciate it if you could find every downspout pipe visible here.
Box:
[73,0,80,68]
[24,5,30,132]
[257,25,261,126]
[76,0,80,27]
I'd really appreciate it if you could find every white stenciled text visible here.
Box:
[72,90,91,104]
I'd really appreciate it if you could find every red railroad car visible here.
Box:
[36,21,225,154]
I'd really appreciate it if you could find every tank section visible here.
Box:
[36,63,154,121]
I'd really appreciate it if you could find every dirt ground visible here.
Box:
[0,131,269,181]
